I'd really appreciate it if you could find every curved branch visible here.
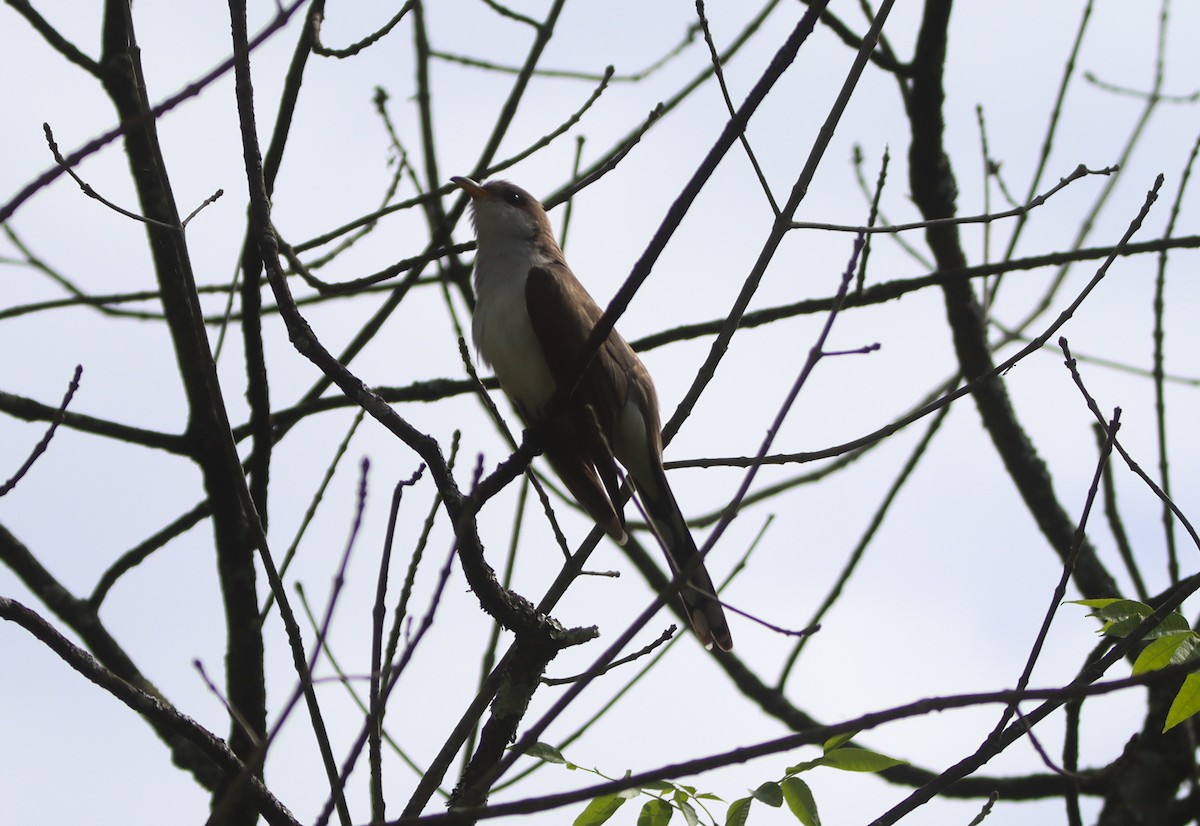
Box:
[0,596,299,826]
[5,0,101,75]
[905,0,1119,601]
[0,523,223,790]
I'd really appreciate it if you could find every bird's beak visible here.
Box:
[450,176,489,200]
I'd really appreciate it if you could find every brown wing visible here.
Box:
[525,262,629,542]
[526,263,733,650]
[525,263,655,422]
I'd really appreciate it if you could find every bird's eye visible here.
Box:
[504,191,524,206]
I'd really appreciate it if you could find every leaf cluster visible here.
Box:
[527,734,906,826]
[1074,598,1200,732]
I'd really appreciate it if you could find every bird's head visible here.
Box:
[451,177,550,245]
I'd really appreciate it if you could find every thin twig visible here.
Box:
[1094,424,1148,602]
[542,627,677,686]
[90,502,211,607]
[855,146,890,292]
[0,365,82,496]
[261,410,367,619]
[986,386,1119,750]
[1152,127,1200,583]
[0,0,308,226]
[311,1,415,57]
[181,189,225,227]
[194,659,262,747]
[791,165,1115,232]
[1083,71,1200,102]
[43,123,177,228]
[1060,339,1200,552]
[696,0,780,216]
[370,464,426,823]
[428,20,698,83]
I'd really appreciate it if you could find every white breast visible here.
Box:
[472,242,557,413]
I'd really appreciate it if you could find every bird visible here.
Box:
[452,176,733,652]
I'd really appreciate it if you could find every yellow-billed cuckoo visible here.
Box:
[452,177,733,652]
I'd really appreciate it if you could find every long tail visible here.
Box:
[634,465,733,652]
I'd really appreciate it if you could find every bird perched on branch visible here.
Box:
[452,176,733,651]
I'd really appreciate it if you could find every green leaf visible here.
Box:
[1073,600,1192,639]
[818,747,908,773]
[1164,672,1200,732]
[1078,598,1150,621]
[784,759,822,775]
[1133,632,1199,675]
[781,777,820,826]
[574,794,626,826]
[1086,599,1152,633]
[643,781,676,793]
[1146,612,1193,638]
[678,799,700,826]
[637,798,674,826]
[1111,611,1189,639]
[823,731,857,753]
[1069,598,1123,609]
[751,782,783,807]
[725,797,753,826]
[527,742,567,764]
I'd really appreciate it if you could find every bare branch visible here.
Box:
[0,597,300,826]
[0,364,81,496]
[791,164,1116,233]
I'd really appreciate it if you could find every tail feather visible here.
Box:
[635,468,733,652]
[539,418,628,544]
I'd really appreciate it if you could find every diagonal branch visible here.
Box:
[0,365,81,495]
[0,596,300,826]
[96,5,269,823]
[905,0,1120,600]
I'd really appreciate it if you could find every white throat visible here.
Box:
[471,234,558,412]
